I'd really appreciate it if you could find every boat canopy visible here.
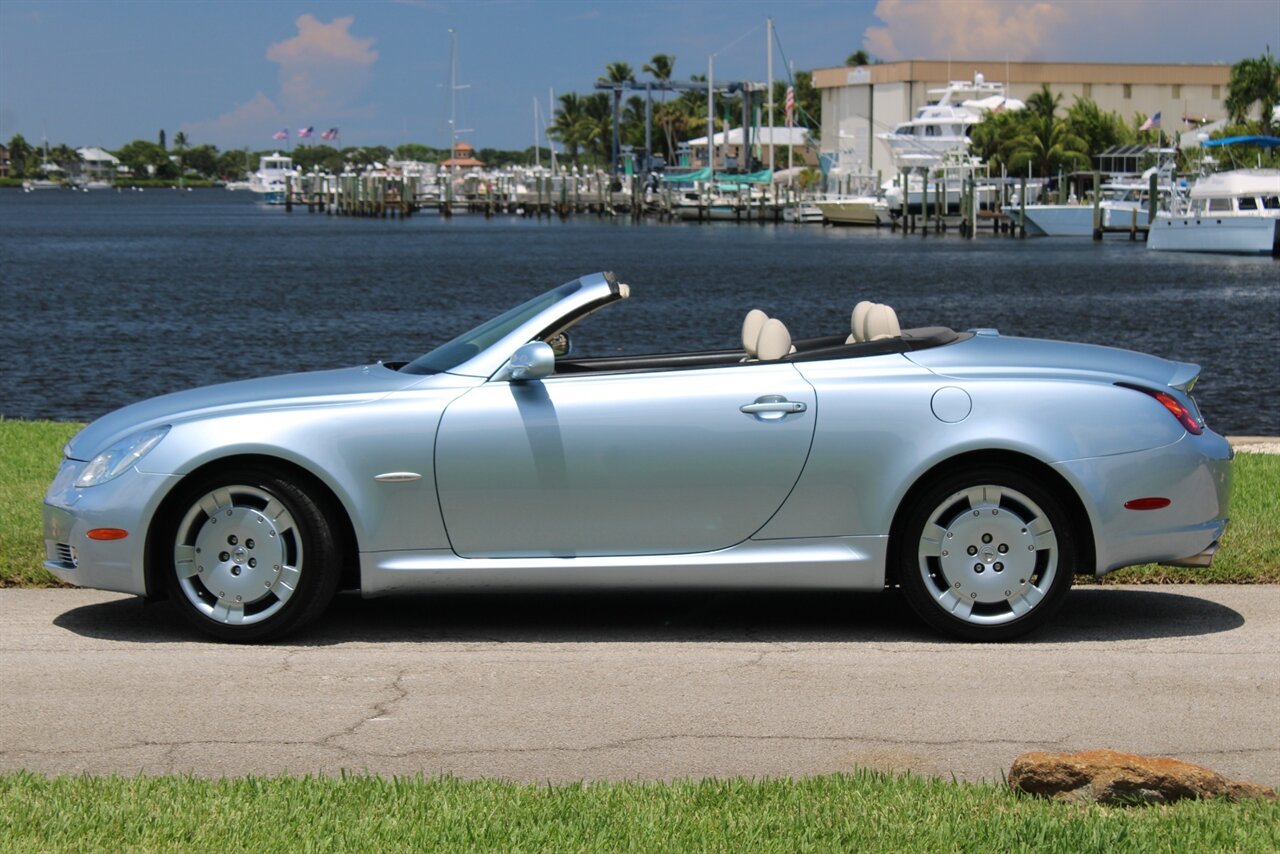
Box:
[660,168,773,184]
[1202,135,1280,149]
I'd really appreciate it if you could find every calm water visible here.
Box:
[1,189,1277,433]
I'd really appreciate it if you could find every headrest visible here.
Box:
[850,301,875,343]
[756,318,792,361]
[864,304,901,341]
[742,309,769,356]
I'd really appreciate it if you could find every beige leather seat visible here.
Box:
[863,304,902,341]
[847,300,875,344]
[742,309,769,358]
[756,318,793,360]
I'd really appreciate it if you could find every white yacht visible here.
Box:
[1023,165,1175,237]
[249,153,297,204]
[878,73,1024,170]
[1148,169,1280,254]
[814,196,887,226]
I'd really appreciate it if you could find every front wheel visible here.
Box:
[163,468,341,642]
[897,467,1077,641]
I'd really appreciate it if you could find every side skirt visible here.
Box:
[359,536,888,597]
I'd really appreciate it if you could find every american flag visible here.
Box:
[272,129,289,140]
[321,127,339,141]
[785,85,795,127]
[298,126,314,139]
[1139,112,1161,132]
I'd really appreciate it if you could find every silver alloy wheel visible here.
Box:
[173,484,303,626]
[916,484,1058,626]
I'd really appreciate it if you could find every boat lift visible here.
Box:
[593,78,767,175]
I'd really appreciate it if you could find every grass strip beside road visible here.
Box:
[1,419,1277,586]
[0,420,80,586]
[2,771,1277,853]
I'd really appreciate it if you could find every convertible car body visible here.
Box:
[44,272,1232,641]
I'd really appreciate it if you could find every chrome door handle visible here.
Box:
[740,395,807,418]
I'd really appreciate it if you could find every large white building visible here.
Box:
[813,60,1233,174]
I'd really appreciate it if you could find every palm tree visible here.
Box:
[596,62,635,167]
[583,92,614,165]
[642,54,674,85]
[173,131,189,178]
[1001,114,1090,178]
[550,93,590,165]
[845,50,870,67]
[1066,98,1133,157]
[7,133,33,177]
[1226,51,1280,135]
[1025,84,1062,122]
[654,101,689,162]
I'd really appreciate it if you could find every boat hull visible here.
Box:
[815,200,882,226]
[1148,215,1280,255]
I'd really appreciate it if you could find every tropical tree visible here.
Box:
[1025,84,1062,122]
[1066,98,1133,156]
[846,50,870,67]
[1000,114,1090,177]
[550,92,592,165]
[172,131,188,176]
[6,133,32,177]
[642,54,674,85]
[597,61,634,87]
[1225,50,1280,135]
[583,92,614,165]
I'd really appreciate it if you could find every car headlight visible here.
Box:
[75,426,170,488]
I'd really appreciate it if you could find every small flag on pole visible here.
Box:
[298,126,314,139]
[785,85,795,127]
[272,129,289,140]
[321,127,339,141]
[1139,112,1161,132]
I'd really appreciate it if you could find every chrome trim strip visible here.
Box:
[374,472,423,483]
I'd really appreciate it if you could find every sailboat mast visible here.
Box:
[707,56,714,171]
[449,29,457,177]
[766,18,774,172]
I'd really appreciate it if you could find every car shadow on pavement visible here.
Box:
[53,586,1244,645]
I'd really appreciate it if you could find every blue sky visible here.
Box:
[2,0,1277,152]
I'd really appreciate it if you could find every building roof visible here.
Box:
[453,141,475,151]
[813,60,1232,89]
[441,156,486,167]
[77,147,120,163]
[685,127,811,147]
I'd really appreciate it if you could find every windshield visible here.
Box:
[400,280,582,375]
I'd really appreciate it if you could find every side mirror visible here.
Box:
[503,341,555,382]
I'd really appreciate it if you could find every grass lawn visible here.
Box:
[1,771,1277,853]
[1,419,1276,587]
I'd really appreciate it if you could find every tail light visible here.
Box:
[1117,383,1203,435]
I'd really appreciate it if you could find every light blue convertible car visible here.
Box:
[44,272,1232,642]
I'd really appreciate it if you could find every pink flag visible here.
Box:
[272,129,289,140]
[298,126,314,139]
[321,127,339,141]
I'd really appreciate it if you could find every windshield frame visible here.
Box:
[400,272,623,378]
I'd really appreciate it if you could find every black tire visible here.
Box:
[897,465,1076,641]
[161,467,341,642]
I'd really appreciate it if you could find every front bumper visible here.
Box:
[42,459,180,596]
[1054,429,1232,575]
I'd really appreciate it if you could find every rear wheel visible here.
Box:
[898,467,1076,641]
[163,468,340,642]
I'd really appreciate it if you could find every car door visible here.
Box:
[434,362,816,558]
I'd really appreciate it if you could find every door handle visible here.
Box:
[740,395,807,418]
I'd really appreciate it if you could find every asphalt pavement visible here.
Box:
[1,585,1277,786]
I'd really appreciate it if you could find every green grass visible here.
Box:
[0,420,80,586]
[0,771,1276,853]
[1,419,1277,587]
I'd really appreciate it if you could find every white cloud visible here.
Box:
[179,91,282,145]
[861,0,1272,64]
[182,15,377,147]
[865,0,1067,61]
[266,15,379,116]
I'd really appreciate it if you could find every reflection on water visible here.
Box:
[1,190,1276,433]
